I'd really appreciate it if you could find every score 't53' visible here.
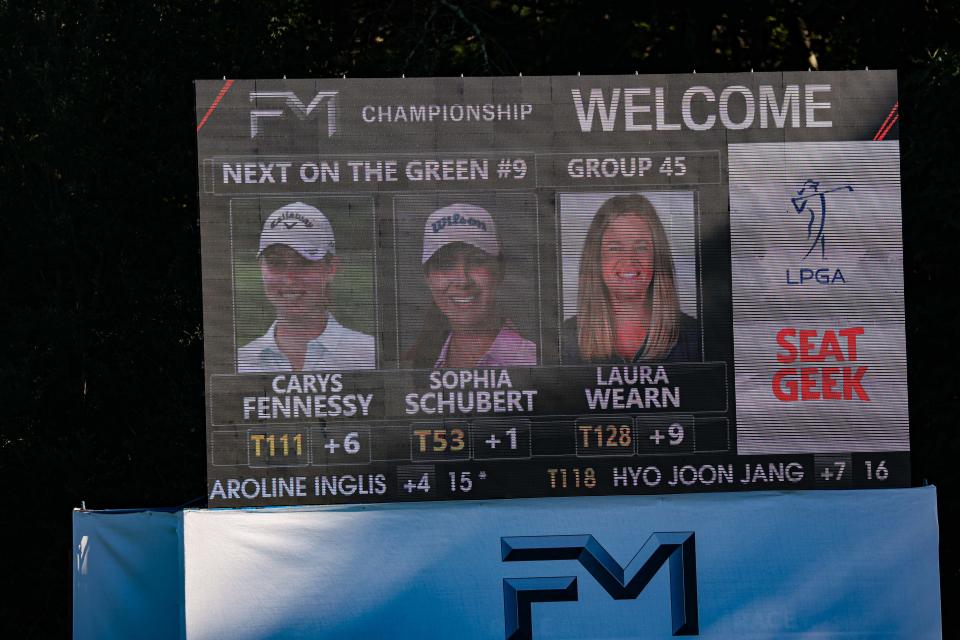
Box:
[414,428,466,453]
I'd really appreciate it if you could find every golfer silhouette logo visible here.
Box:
[791,179,854,259]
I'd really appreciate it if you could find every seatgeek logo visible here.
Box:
[500,532,698,639]
[249,91,338,138]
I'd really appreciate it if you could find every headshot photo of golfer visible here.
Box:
[561,193,701,365]
[236,201,376,372]
[403,203,539,369]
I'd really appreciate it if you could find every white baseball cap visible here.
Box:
[421,203,500,264]
[258,202,335,261]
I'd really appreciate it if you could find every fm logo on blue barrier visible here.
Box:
[501,532,698,640]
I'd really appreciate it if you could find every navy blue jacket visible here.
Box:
[561,312,701,364]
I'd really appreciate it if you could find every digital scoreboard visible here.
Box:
[195,72,908,507]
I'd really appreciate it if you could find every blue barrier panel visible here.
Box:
[73,509,183,640]
[181,487,940,639]
[72,488,941,639]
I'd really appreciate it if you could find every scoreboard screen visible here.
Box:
[195,72,908,507]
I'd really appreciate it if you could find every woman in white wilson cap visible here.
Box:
[405,203,537,368]
[238,202,375,372]
[562,194,699,364]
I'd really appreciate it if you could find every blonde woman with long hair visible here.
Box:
[562,194,700,364]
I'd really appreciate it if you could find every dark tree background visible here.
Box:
[2,1,956,636]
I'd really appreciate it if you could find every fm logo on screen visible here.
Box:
[773,327,869,402]
[249,91,338,138]
[785,179,854,286]
[501,532,698,639]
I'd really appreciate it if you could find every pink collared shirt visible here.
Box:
[434,322,537,368]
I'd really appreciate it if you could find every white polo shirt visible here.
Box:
[237,313,376,372]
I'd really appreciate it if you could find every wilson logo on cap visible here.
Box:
[421,203,500,264]
[430,213,488,234]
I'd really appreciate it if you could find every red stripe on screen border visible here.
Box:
[196,79,235,133]
[873,101,899,141]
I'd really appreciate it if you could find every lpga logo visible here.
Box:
[431,213,488,234]
[786,179,854,286]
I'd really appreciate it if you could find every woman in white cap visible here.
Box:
[405,203,537,368]
[562,194,699,364]
[238,202,375,372]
